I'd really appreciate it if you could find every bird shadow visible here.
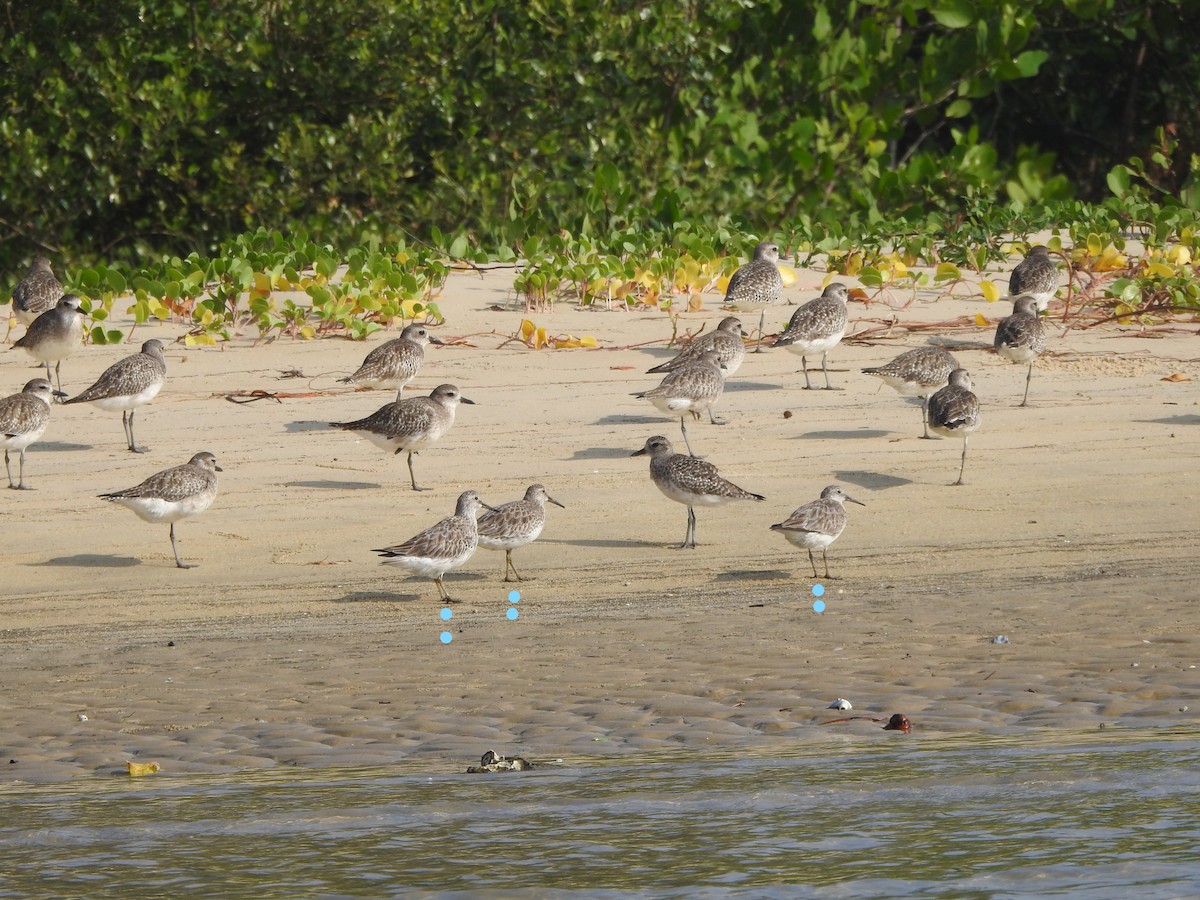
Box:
[569,447,640,461]
[549,538,661,549]
[833,470,913,490]
[715,568,793,582]
[286,479,381,490]
[37,554,141,568]
[34,441,93,452]
[798,429,891,440]
[286,420,333,433]
[724,380,784,393]
[333,590,420,604]
[1139,414,1200,426]
[594,414,668,426]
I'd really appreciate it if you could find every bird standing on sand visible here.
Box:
[373,490,494,602]
[994,295,1046,407]
[330,383,473,491]
[11,256,63,329]
[338,323,444,399]
[13,295,85,393]
[1008,245,1058,311]
[476,484,566,582]
[770,485,865,579]
[773,283,851,390]
[648,316,747,378]
[632,434,765,549]
[724,241,783,351]
[862,346,959,438]
[100,451,222,568]
[632,349,727,457]
[926,369,981,486]
[0,378,59,490]
[63,338,167,452]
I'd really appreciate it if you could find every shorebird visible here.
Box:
[994,295,1046,407]
[338,323,444,399]
[862,346,959,438]
[926,369,981,486]
[476,484,565,582]
[11,256,63,331]
[632,434,765,549]
[100,451,222,568]
[632,349,726,457]
[770,485,865,579]
[724,241,783,351]
[12,295,85,393]
[1008,245,1058,311]
[648,316,747,378]
[373,490,494,602]
[0,378,59,489]
[330,383,473,491]
[62,338,167,452]
[773,282,851,389]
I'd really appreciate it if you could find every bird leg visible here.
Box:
[125,409,148,453]
[801,356,814,390]
[678,506,698,549]
[807,549,819,578]
[822,548,832,579]
[406,451,430,491]
[170,522,195,569]
[503,549,524,582]
[707,407,727,426]
[53,360,64,394]
[920,396,935,439]
[1020,362,1034,407]
[679,417,698,457]
[821,353,839,390]
[754,309,766,353]
[435,576,458,603]
[953,437,969,486]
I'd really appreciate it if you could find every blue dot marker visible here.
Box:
[441,608,453,621]
[507,608,519,621]
[813,600,826,613]
[440,631,453,644]
[507,590,520,621]
[440,607,453,644]
[812,584,825,597]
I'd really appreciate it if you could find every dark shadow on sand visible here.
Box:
[33,441,93,452]
[287,479,381,490]
[570,446,642,461]
[798,429,891,440]
[594,414,670,426]
[833,470,913,490]
[1140,414,1200,426]
[549,538,662,549]
[286,420,335,433]
[723,380,784,393]
[715,568,793,582]
[37,554,141,568]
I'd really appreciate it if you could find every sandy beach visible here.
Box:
[2,261,1198,783]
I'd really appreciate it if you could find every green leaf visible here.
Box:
[1106,165,1131,198]
[931,1,973,28]
[1013,50,1049,78]
[945,99,972,119]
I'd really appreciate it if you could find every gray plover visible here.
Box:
[331,383,473,491]
[632,434,765,549]
[373,490,495,602]
[724,241,783,351]
[1008,245,1058,311]
[862,346,959,438]
[0,378,58,489]
[994,295,1046,407]
[63,338,167,452]
[773,282,851,389]
[11,256,63,327]
[770,485,865,579]
[338,323,444,399]
[100,451,222,568]
[12,295,85,393]
[632,349,726,457]
[476,484,565,582]
[927,369,981,486]
[648,316,747,377]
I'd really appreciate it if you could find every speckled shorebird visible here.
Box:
[1008,245,1058,311]
[338,323,444,399]
[648,316,747,377]
[373,490,494,602]
[632,434,765,549]
[633,349,726,457]
[12,295,85,393]
[994,295,1046,407]
[724,241,783,351]
[773,282,851,390]
[862,346,959,438]
[63,338,167,452]
[0,378,59,489]
[11,256,64,328]
[476,483,565,582]
[100,451,222,568]
[330,383,473,491]
[927,369,981,486]
[770,485,865,579]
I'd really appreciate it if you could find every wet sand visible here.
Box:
[3,260,1198,782]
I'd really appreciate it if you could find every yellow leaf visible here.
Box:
[687,294,704,312]
[716,274,731,294]
[1144,262,1176,279]
[980,281,1000,302]
[580,335,598,348]
[974,313,990,327]
[299,325,316,340]
[935,262,961,281]
[1166,245,1192,265]
[184,333,217,346]
[520,319,536,340]
[1095,247,1127,272]
[252,272,272,294]
[777,264,798,287]
[1161,373,1192,382]
[127,761,160,777]
[1087,233,1102,257]
[556,337,582,349]
[842,252,863,276]
[535,326,548,349]
[1113,302,1137,322]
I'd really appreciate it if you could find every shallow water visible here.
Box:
[3,728,1199,898]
